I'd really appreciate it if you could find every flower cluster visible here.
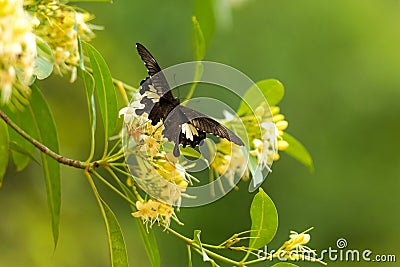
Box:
[131,199,180,229]
[25,0,97,81]
[0,0,98,105]
[210,138,249,187]
[218,102,290,185]
[0,0,36,104]
[249,104,289,165]
[120,96,197,225]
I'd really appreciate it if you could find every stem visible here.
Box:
[106,138,122,158]
[0,109,90,169]
[104,166,142,203]
[91,170,136,206]
[165,226,242,266]
[187,244,192,266]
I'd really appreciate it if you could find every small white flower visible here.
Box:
[119,100,145,124]
[0,0,36,104]
[261,122,278,140]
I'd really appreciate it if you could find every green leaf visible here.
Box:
[136,219,161,267]
[82,70,97,158]
[247,154,264,190]
[77,37,96,161]
[3,105,36,171]
[85,42,118,138]
[237,79,285,116]
[34,37,54,80]
[271,263,299,267]
[30,84,61,247]
[193,230,210,262]
[98,197,128,267]
[181,146,202,159]
[249,188,278,249]
[192,16,206,61]
[282,132,314,173]
[117,180,161,267]
[8,141,40,165]
[0,119,9,186]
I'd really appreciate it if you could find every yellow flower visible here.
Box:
[285,230,311,251]
[131,199,159,222]
[132,199,178,229]
[141,135,161,158]
[274,228,326,265]
[0,0,36,104]
[26,0,97,81]
[210,139,249,186]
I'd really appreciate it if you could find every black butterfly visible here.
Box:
[135,43,244,157]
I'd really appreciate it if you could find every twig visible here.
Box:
[0,109,91,169]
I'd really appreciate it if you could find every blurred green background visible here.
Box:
[1,0,400,266]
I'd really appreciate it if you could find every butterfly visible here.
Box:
[135,43,244,157]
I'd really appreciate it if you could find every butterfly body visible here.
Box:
[135,43,244,157]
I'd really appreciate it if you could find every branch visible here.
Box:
[0,109,91,169]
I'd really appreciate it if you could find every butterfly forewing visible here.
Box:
[136,43,174,101]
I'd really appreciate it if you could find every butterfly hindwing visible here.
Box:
[179,105,244,146]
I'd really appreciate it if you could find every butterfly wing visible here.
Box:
[162,106,206,157]
[163,105,244,156]
[135,78,178,126]
[179,105,244,146]
[136,43,174,101]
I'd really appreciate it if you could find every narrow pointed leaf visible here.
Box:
[86,42,118,138]
[82,70,97,159]
[0,119,9,186]
[78,37,96,161]
[248,154,263,190]
[193,230,210,262]
[3,105,36,171]
[117,177,160,267]
[98,197,128,267]
[249,188,278,249]
[282,132,314,173]
[30,84,60,247]
[34,37,54,80]
[9,141,40,165]
[192,16,206,61]
[136,219,161,267]
[238,79,284,116]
